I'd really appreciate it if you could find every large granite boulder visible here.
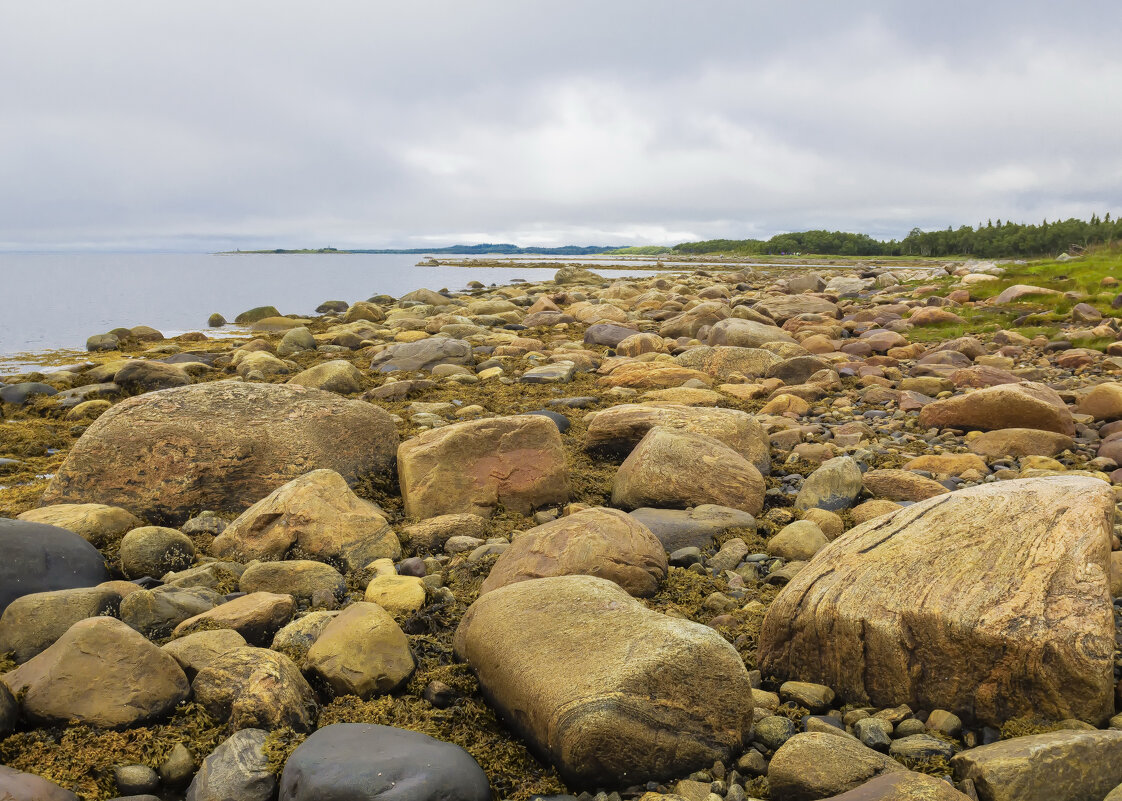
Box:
[759,477,1115,726]
[767,732,905,801]
[480,507,668,597]
[0,518,109,615]
[278,723,491,801]
[192,646,317,732]
[674,345,782,381]
[211,469,401,570]
[706,318,796,348]
[15,503,142,546]
[303,603,414,699]
[398,415,569,519]
[40,382,399,524]
[453,575,753,788]
[918,382,1075,436]
[754,295,841,323]
[186,728,276,801]
[173,591,295,645]
[817,772,972,800]
[370,338,473,373]
[2,617,189,727]
[0,586,121,663]
[584,403,770,475]
[612,428,765,516]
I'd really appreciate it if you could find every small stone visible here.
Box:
[114,765,159,796]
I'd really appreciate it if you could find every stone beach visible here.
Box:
[3,256,1122,800]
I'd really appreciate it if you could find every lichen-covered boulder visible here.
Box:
[759,477,1115,726]
[40,381,398,524]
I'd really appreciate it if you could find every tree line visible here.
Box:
[670,215,1122,258]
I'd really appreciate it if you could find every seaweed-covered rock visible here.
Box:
[0,518,109,615]
[1,617,189,727]
[454,575,753,788]
[279,723,491,801]
[40,382,399,525]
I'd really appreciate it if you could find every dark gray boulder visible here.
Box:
[279,723,490,801]
[186,728,275,801]
[629,505,757,552]
[0,382,57,405]
[0,518,109,615]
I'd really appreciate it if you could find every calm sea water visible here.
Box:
[0,252,664,360]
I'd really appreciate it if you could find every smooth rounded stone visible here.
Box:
[0,381,58,405]
[280,722,490,801]
[304,602,414,699]
[363,575,427,613]
[277,326,317,356]
[445,535,485,554]
[0,586,121,663]
[951,729,1122,801]
[208,313,227,327]
[780,680,836,713]
[584,403,771,476]
[121,585,225,638]
[673,345,779,382]
[760,477,1116,727]
[239,560,345,604]
[0,765,80,801]
[766,355,833,386]
[658,302,731,338]
[709,536,750,573]
[902,453,989,477]
[612,427,765,517]
[755,294,840,323]
[706,318,796,348]
[893,718,927,739]
[270,610,339,663]
[398,415,569,519]
[968,428,1075,458]
[316,300,350,314]
[598,360,713,390]
[115,360,192,394]
[480,507,668,597]
[173,591,295,644]
[818,771,972,800]
[794,456,864,512]
[162,561,246,592]
[16,503,143,546]
[88,332,121,351]
[162,628,248,678]
[767,732,905,801]
[584,323,638,347]
[628,505,757,552]
[453,575,753,788]
[66,398,112,420]
[849,500,903,526]
[767,521,828,562]
[119,525,196,579]
[211,469,401,571]
[521,362,576,384]
[889,734,955,761]
[1,617,189,726]
[752,715,798,752]
[288,360,365,393]
[861,470,949,503]
[236,350,292,378]
[159,742,196,785]
[193,646,317,732]
[1078,382,1122,421]
[854,717,894,752]
[918,382,1075,436]
[525,408,572,433]
[926,709,963,739]
[371,337,472,373]
[402,513,490,551]
[115,765,159,796]
[186,728,275,801]
[234,306,282,325]
[41,382,399,525]
[183,511,229,536]
[801,508,844,540]
[760,393,810,415]
[615,332,666,357]
[0,518,109,616]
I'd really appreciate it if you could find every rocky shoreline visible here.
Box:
[3,256,1122,801]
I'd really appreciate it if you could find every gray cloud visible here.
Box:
[1,1,1119,250]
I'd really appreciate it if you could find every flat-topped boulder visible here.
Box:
[370,337,473,372]
[454,575,753,788]
[759,477,1116,727]
[40,381,398,524]
[918,382,1075,435]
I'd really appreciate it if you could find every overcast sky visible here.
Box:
[2,1,1120,251]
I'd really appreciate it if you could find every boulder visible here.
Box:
[453,575,753,788]
[192,646,317,732]
[234,306,281,324]
[287,360,365,394]
[612,428,765,516]
[162,629,248,678]
[628,505,757,552]
[398,415,569,519]
[768,733,906,801]
[40,382,399,525]
[674,345,781,380]
[810,770,969,800]
[794,457,864,512]
[991,284,1061,304]
[122,585,224,639]
[277,326,317,356]
[584,403,770,475]
[0,765,80,801]
[1078,383,1122,421]
[212,469,400,570]
[303,602,414,698]
[239,560,346,604]
[480,507,668,597]
[598,361,712,389]
[754,295,841,323]
[950,729,1122,801]
[278,723,490,801]
[173,591,295,645]
[861,470,949,502]
[555,265,607,285]
[118,526,196,579]
[370,338,473,372]
[0,518,108,615]
[658,302,731,338]
[401,513,490,552]
[0,586,121,663]
[364,575,427,614]
[967,428,1074,458]
[114,360,192,394]
[16,503,142,546]
[918,382,1075,436]
[2,617,189,727]
[759,477,1115,726]
[186,729,275,801]
[706,318,796,348]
